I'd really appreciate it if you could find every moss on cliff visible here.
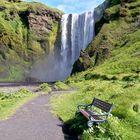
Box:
[73,0,140,75]
[0,0,62,81]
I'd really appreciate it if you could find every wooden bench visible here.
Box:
[78,97,113,127]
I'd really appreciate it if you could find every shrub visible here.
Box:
[38,83,52,92]
[122,75,139,82]
[54,81,70,90]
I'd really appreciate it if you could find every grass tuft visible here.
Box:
[54,81,70,90]
[38,83,52,93]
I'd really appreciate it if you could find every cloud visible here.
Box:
[63,0,79,2]
[60,0,105,13]
[25,0,105,13]
[57,5,66,12]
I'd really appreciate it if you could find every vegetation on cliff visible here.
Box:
[51,0,140,139]
[73,0,140,74]
[0,0,62,81]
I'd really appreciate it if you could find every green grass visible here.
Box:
[51,0,140,139]
[54,81,70,90]
[38,83,52,93]
[0,0,63,14]
[93,40,140,75]
[28,2,64,14]
[0,88,37,120]
[51,78,140,139]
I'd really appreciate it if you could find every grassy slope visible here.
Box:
[0,88,37,120]
[87,0,140,67]
[51,0,140,139]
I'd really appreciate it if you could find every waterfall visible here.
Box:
[30,11,96,82]
[59,11,95,76]
[29,1,108,82]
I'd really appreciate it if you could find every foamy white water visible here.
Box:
[61,11,95,68]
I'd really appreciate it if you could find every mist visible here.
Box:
[27,0,108,82]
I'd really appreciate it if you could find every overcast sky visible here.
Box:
[26,0,105,13]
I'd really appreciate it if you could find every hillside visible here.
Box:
[73,0,140,74]
[51,0,140,139]
[0,0,62,81]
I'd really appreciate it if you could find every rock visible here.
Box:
[72,50,93,73]
[25,77,41,82]
[6,0,21,2]
[28,8,61,35]
[133,104,139,113]
[0,6,6,11]
[28,8,61,21]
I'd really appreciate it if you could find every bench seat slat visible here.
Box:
[80,109,102,121]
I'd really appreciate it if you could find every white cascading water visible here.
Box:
[60,11,95,75]
[30,1,108,81]
[61,14,69,64]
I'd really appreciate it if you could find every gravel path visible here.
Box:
[0,94,65,140]
[0,86,38,93]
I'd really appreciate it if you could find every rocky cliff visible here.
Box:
[0,0,62,81]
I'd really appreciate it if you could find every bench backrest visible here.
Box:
[92,97,113,113]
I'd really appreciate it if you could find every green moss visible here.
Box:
[7,65,24,81]
[105,4,120,19]
[109,0,121,6]
[0,0,62,81]
[85,0,140,69]
[49,23,59,51]
[5,49,19,61]
[27,41,45,57]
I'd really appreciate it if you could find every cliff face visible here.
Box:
[0,0,62,81]
[73,0,140,74]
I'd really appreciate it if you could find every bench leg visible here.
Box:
[88,121,101,127]
[87,120,93,127]
[94,122,99,126]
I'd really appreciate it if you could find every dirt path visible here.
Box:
[0,91,75,140]
[0,94,64,140]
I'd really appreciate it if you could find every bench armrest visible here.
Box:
[77,104,92,110]
[89,113,109,122]
[91,113,109,117]
[90,113,109,120]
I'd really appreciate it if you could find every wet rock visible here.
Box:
[72,50,93,73]
[133,104,139,113]
[28,8,61,36]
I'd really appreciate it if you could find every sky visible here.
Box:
[26,0,105,13]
